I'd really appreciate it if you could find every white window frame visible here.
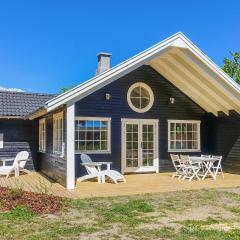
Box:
[168,120,201,152]
[75,117,111,154]
[39,118,46,152]
[53,112,64,155]
[127,82,154,113]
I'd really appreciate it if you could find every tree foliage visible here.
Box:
[222,51,240,84]
[60,87,73,93]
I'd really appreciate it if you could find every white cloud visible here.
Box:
[0,86,24,92]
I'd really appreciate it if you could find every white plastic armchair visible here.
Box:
[78,154,126,184]
[0,151,29,178]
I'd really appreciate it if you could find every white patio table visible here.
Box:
[189,156,218,180]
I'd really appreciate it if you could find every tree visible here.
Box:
[60,86,73,93]
[222,51,240,84]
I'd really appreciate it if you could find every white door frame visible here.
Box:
[121,118,159,174]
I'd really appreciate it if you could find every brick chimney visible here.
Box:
[96,52,112,75]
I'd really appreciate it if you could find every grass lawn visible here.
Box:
[1,187,240,239]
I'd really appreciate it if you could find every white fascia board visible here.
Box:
[46,32,188,111]
[45,32,240,112]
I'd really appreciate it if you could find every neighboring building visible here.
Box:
[0,91,55,170]
[1,32,240,189]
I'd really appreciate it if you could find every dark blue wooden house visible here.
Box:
[1,32,240,189]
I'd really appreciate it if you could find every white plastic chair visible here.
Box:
[0,151,29,178]
[211,155,224,179]
[78,154,126,184]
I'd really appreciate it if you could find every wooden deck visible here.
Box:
[1,172,240,199]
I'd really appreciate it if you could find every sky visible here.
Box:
[0,0,239,94]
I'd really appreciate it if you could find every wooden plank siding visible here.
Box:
[215,112,240,173]
[37,106,67,186]
[74,65,216,177]
[0,119,38,170]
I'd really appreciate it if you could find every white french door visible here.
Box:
[121,119,159,173]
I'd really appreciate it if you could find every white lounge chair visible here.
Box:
[0,151,29,178]
[78,154,126,184]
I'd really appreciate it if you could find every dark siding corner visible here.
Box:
[38,107,67,187]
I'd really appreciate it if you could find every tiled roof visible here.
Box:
[0,91,56,118]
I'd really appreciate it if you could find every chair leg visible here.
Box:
[220,167,224,179]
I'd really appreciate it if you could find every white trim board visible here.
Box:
[31,32,240,117]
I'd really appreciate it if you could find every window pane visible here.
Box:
[176,132,181,140]
[141,98,150,109]
[94,141,100,150]
[130,87,140,97]
[79,131,85,140]
[79,141,85,151]
[132,124,138,132]
[86,120,93,130]
[79,121,86,130]
[101,121,108,130]
[187,132,193,140]
[86,141,93,150]
[176,123,181,132]
[94,121,101,130]
[86,131,94,140]
[101,141,108,150]
[176,141,181,149]
[187,123,192,131]
[140,87,150,98]
[131,98,141,108]
[101,131,107,140]
[94,132,101,141]
[170,132,175,140]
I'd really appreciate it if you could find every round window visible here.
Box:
[127,82,154,113]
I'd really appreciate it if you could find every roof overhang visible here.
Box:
[32,32,240,118]
[28,107,47,120]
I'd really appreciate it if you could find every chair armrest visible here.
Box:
[0,158,15,162]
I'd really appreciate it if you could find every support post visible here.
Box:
[66,102,75,189]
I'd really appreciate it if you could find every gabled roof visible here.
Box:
[39,32,240,116]
[0,91,55,118]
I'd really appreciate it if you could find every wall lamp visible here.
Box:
[169,97,175,104]
[105,93,111,100]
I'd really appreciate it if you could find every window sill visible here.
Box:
[75,151,111,155]
[53,152,64,158]
[38,150,46,153]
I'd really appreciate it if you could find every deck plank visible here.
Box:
[0,172,240,199]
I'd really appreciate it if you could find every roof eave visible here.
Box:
[28,107,47,120]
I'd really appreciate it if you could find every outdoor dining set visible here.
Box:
[170,154,224,181]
